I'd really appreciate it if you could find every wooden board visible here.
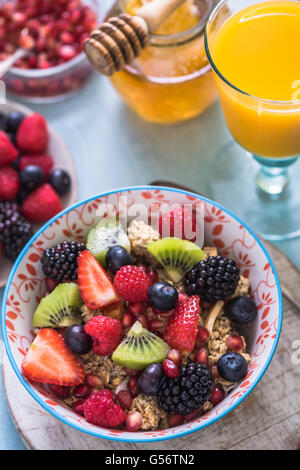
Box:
[2,241,300,450]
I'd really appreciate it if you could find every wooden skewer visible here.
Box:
[84,0,187,76]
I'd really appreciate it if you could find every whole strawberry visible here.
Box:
[84,389,126,428]
[16,112,48,153]
[159,207,197,242]
[0,130,18,166]
[113,265,152,302]
[0,167,19,201]
[84,315,122,356]
[164,295,200,352]
[22,183,62,222]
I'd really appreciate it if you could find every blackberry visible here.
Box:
[0,201,33,261]
[157,362,214,415]
[41,240,85,282]
[184,256,240,303]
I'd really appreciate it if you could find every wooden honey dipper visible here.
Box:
[84,0,187,76]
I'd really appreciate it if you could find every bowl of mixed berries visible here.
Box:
[0,0,98,102]
[2,187,282,442]
[0,101,76,286]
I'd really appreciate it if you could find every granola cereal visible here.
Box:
[130,394,167,430]
[127,220,160,262]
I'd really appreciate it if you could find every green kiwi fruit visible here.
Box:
[147,237,206,283]
[33,283,83,328]
[86,217,130,266]
[112,321,170,370]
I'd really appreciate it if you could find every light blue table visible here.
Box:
[0,73,298,450]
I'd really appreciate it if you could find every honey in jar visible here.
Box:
[107,0,218,123]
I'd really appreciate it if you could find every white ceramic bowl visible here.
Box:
[1,186,282,442]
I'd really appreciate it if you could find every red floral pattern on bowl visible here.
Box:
[2,187,282,442]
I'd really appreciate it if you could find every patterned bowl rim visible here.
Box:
[1,186,283,443]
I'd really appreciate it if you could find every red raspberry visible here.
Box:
[0,131,18,166]
[22,183,62,222]
[84,390,126,428]
[84,315,122,356]
[16,113,48,153]
[113,265,151,302]
[159,207,197,242]
[0,167,19,201]
[19,154,54,179]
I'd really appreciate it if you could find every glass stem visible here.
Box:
[253,155,298,196]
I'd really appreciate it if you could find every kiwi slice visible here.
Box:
[147,237,206,283]
[33,283,83,328]
[86,217,130,266]
[112,321,170,370]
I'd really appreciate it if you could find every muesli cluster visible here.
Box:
[21,207,257,431]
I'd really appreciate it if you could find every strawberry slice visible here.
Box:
[78,250,119,310]
[22,328,85,386]
[163,295,200,352]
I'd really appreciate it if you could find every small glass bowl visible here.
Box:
[3,0,100,103]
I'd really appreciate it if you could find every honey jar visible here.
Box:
[106,0,217,123]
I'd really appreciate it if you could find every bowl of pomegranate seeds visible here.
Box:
[0,0,99,102]
[0,100,77,286]
[2,187,282,442]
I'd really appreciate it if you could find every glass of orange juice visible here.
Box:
[205,0,300,240]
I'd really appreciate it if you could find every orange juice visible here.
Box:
[209,1,300,157]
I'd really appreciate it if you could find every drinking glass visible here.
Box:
[205,0,300,240]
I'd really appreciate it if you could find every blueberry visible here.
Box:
[20,165,45,191]
[138,363,164,394]
[148,281,178,312]
[64,324,92,355]
[217,352,248,382]
[6,111,25,135]
[49,168,71,195]
[226,296,257,324]
[106,245,133,274]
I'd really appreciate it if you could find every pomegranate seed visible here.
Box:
[196,326,210,346]
[122,311,135,329]
[126,411,142,432]
[60,31,75,44]
[162,359,180,378]
[166,349,182,366]
[12,12,26,26]
[136,313,149,329]
[44,383,70,399]
[167,413,184,427]
[46,278,58,293]
[147,268,158,284]
[210,387,225,406]
[211,365,220,379]
[128,377,139,398]
[117,390,133,409]
[149,319,164,333]
[73,384,91,398]
[129,302,145,316]
[84,374,104,389]
[57,44,76,60]
[73,399,86,416]
[125,368,139,377]
[185,408,201,421]
[194,348,209,366]
[226,335,244,352]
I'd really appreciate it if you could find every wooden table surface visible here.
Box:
[2,241,299,450]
